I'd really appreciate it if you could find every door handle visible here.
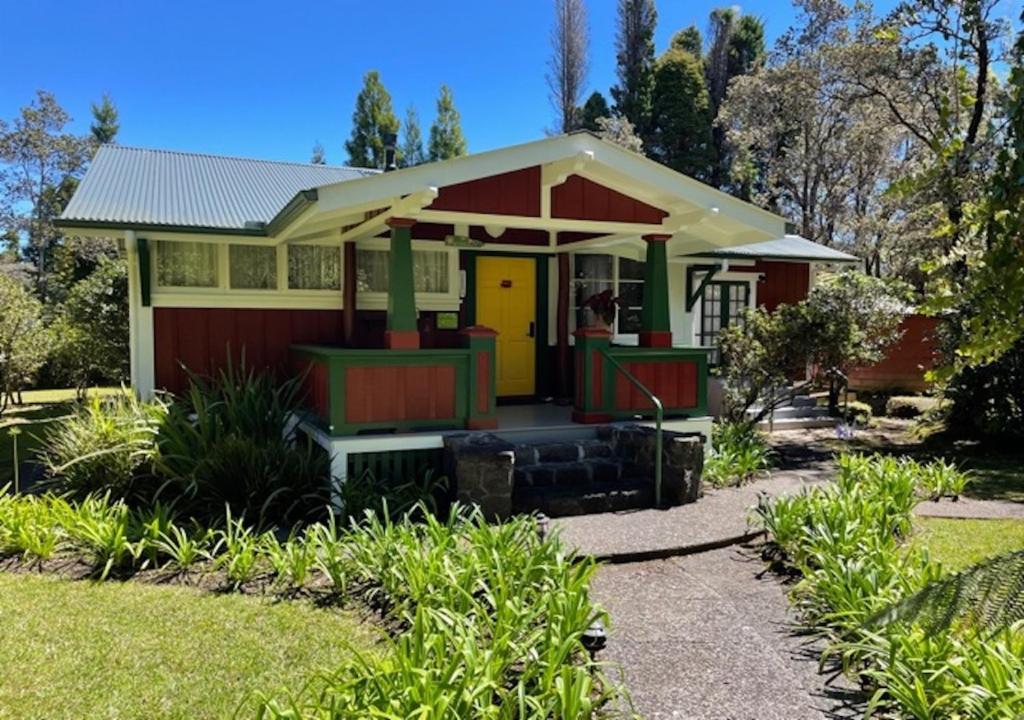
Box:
[528,322,535,338]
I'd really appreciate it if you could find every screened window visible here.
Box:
[288,245,341,290]
[228,245,276,289]
[700,281,750,362]
[155,241,218,287]
[356,248,450,294]
[573,254,646,334]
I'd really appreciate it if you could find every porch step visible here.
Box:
[514,480,654,517]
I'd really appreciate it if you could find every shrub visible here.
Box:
[704,422,773,488]
[885,395,938,419]
[840,400,872,425]
[37,393,165,500]
[154,361,330,527]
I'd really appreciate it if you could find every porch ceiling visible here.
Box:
[272,133,788,252]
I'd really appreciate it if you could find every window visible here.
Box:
[288,245,341,290]
[155,241,218,287]
[573,254,646,335]
[356,248,451,294]
[229,245,277,289]
[699,281,750,362]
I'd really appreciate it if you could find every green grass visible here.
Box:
[911,517,1024,574]
[0,572,375,719]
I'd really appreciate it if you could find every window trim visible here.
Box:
[569,251,646,344]
[354,237,461,312]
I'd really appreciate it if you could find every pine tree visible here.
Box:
[649,48,713,179]
[345,70,399,169]
[547,0,589,133]
[579,91,610,132]
[89,93,119,146]
[610,0,657,140]
[310,141,326,164]
[671,26,703,56]
[428,85,467,161]
[401,105,426,167]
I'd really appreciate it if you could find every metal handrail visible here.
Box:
[600,351,665,507]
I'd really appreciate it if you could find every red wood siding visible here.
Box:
[344,365,456,423]
[614,361,698,411]
[849,315,940,392]
[754,261,810,311]
[429,166,541,216]
[153,308,344,394]
[551,175,668,224]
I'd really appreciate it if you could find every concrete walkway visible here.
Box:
[592,548,861,719]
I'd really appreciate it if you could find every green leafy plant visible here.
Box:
[210,509,263,588]
[336,467,450,522]
[704,422,773,487]
[153,520,212,572]
[915,458,971,501]
[154,360,329,527]
[66,495,141,580]
[37,392,165,500]
[262,530,317,590]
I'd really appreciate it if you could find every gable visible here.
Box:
[551,175,668,224]
[427,166,542,217]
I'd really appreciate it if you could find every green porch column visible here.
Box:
[385,217,420,349]
[639,233,672,348]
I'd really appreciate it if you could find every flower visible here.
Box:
[581,289,623,326]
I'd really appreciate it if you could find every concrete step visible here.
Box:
[513,479,654,517]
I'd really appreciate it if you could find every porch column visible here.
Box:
[639,233,672,348]
[385,217,419,349]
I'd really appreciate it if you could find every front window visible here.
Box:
[155,241,218,287]
[573,254,645,335]
[700,281,750,362]
[229,245,277,289]
[288,245,341,290]
[356,248,451,294]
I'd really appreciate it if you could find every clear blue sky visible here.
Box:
[1,0,910,165]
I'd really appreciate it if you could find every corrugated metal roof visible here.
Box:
[60,145,377,231]
[686,235,860,263]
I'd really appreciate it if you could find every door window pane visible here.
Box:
[155,241,218,287]
[229,245,277,289]
[288,245,341,290]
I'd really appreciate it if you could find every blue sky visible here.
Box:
[1,0,904,165]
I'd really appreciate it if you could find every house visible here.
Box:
[57,132,856,512]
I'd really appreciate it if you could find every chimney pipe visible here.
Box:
[382,132,398,172]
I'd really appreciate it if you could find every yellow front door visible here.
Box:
[476,257,536,397]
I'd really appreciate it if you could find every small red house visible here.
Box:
[58,133,854,484]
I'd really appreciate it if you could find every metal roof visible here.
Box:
[684,234,860,263]
[59,145,377,231]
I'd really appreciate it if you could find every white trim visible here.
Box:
[124,231,156,398]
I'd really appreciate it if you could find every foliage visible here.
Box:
[648,48,713,179]
[0,273,51,412]
[885,395,937,419]
[427,85,467,161]
[547,0,590,133]
[704,421,773,487]
[595,115,643,153]
[48,255,129,392]
[344,70,399,169]
[399,104,425,167]
[841,400,872,426]
[309,141,326,164]
[336,467,449,523]
[578,90,610,132]
[154,361,330,527]
[580,288,623,326]
[610,0,657,139]
[88,93,119,147]
[37,392,164,500]
[756,452,1024,718]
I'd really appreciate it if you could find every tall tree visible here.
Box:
[345,70,399,169]
[579,91,610,132]
[89,93,119,147]
[671,25,703,56]
[310,141,326,164]
[401,105,426,167]
[0,91,90,293]
[547,0,590,133]
[610,0,657,139]
[649,48,713,178]
[427,85,467,161]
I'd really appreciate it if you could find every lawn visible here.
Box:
[0,572,376,719]
[911,517,1024,574]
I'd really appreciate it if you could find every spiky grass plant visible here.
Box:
[705,421,774,488]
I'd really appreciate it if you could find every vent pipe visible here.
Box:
[382,132,398,172]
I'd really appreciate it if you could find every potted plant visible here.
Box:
[582,289,623,332]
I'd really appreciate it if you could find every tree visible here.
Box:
[400,105,426,167]
[610,0,657,140]
[49,255,129,396]
[595,115,643,153]
[310,141,326,164]
[671,26,703,56]
[427,86,467,161]
[0,274,50,412]
[344,70,399,169]
[89,93,119,147]
[0,91,90,294]
[579,91,610,132]
[649,48,713,178]
[547,0,590,133]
